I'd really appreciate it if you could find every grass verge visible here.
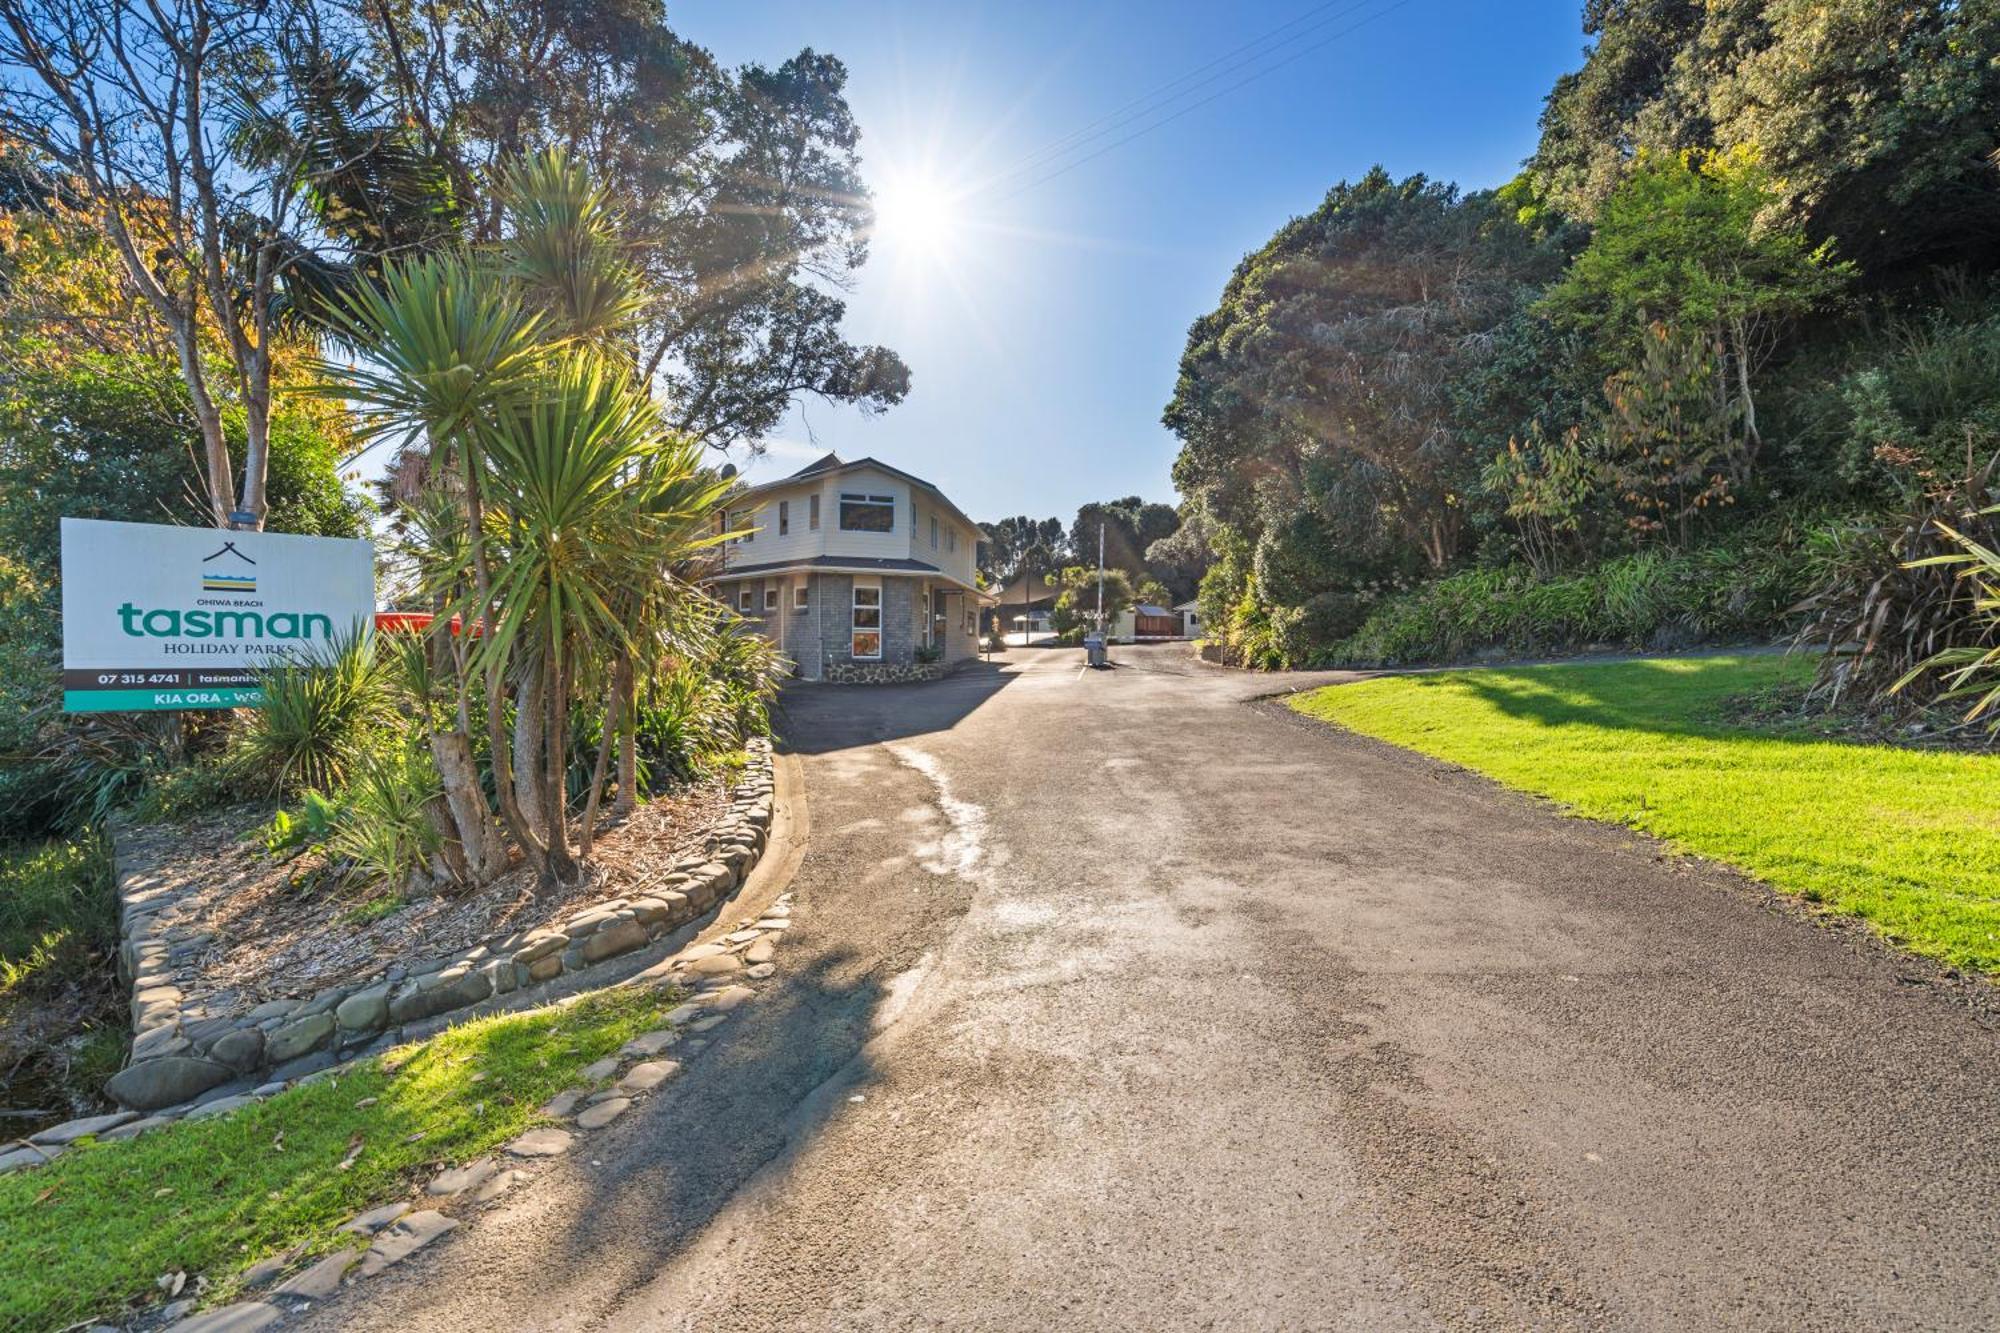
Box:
[0,984,680,1332]
[1289,653,2000,974]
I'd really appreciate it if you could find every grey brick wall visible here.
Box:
[787,575,824,680]
[723,574,930,681]
[800,574,921,681]
[883,578,917,665]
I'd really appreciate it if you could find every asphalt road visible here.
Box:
[300,644,2000,1332]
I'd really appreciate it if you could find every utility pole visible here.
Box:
[1096,522,1105,634]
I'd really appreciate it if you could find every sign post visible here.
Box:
[60,518,375,712]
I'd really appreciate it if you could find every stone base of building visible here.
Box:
[822,659,953,685]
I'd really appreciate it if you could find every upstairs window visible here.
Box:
[840,492,894,533]
[930,514,939,548]
[778,500,790,536]
[948,526,958,553]
[809,493,820,530]
[731,507,754,542]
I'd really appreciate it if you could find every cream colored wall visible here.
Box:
[821,467,914,561]
[719,466,977,587]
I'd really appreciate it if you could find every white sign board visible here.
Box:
[61,517,375,712]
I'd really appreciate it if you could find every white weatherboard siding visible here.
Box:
[718,464,979,588]
[822,468,913,562]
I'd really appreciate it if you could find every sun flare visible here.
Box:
[871,175,966,259]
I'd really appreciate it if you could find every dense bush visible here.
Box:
[329,743,445,891]
[1163,5,2000,689]
[1792,453,2000,707]
[1322,522,1824,667]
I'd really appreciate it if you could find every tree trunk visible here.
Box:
[579,685,617,858]
[512,657,547,835]
[1730,318,1761,468]
[422,787,472,888]
[460,442,545,875]
[540,645,578,886]
[430,728,506,881]
[614,656,638,816]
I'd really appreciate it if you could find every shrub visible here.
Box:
[698,613,783,743]
[328,744,442,890]
[131,754,247,823]
[1793,453,2000,708]
[234,627,396,795]
[1325,521,1824,667]
[1777,302,2000,497]
[1891,500,2000,726]
[263,790,346,858]
[632,668,733,790]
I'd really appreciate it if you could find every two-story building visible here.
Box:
[710,453,986,682]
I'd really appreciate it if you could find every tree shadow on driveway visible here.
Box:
[774,659,1021,756]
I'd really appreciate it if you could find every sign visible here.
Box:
[60,517,375,712]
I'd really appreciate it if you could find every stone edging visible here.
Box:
[1,741,775,1165]
[822,658,953,684]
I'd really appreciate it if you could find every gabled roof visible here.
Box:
[993,572,1062,605]
[735,452,979,532]
[789,451,845,479]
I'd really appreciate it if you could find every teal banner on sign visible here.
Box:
[63,687,265,713]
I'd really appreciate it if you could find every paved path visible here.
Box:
[301,645,2000,1332]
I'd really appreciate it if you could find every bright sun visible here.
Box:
[872,176,964,258]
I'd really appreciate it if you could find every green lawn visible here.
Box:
[1290,654,2000,974]
[0,985,680,1332]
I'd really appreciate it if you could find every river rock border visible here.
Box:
[822,659,952,684]
[70,740,774,1124]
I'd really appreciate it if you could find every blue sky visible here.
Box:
[677,0,1589,522]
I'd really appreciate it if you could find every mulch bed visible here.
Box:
[130,774,737,1023]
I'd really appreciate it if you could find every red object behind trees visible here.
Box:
[372,611,478,636]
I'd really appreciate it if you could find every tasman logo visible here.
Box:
[201,540,256,594]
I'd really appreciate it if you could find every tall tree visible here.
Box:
[1531,0,2000,279]
[1168,168,1566,575]
[1541,147,1850,456]
[1069,498,1177,583]
[979,515,1068,584]
[0,0,324,529]
[318,0,910,452]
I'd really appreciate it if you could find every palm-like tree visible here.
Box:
[310,148,735,888]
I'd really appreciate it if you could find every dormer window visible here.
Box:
[840,493,894,533]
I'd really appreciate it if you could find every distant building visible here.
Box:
[1174,599,1202,638]
[989,571,1062,640]
[1109,603,1183,642]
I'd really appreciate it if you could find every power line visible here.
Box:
[986,0,1417,205]
[978,0,1393,195]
